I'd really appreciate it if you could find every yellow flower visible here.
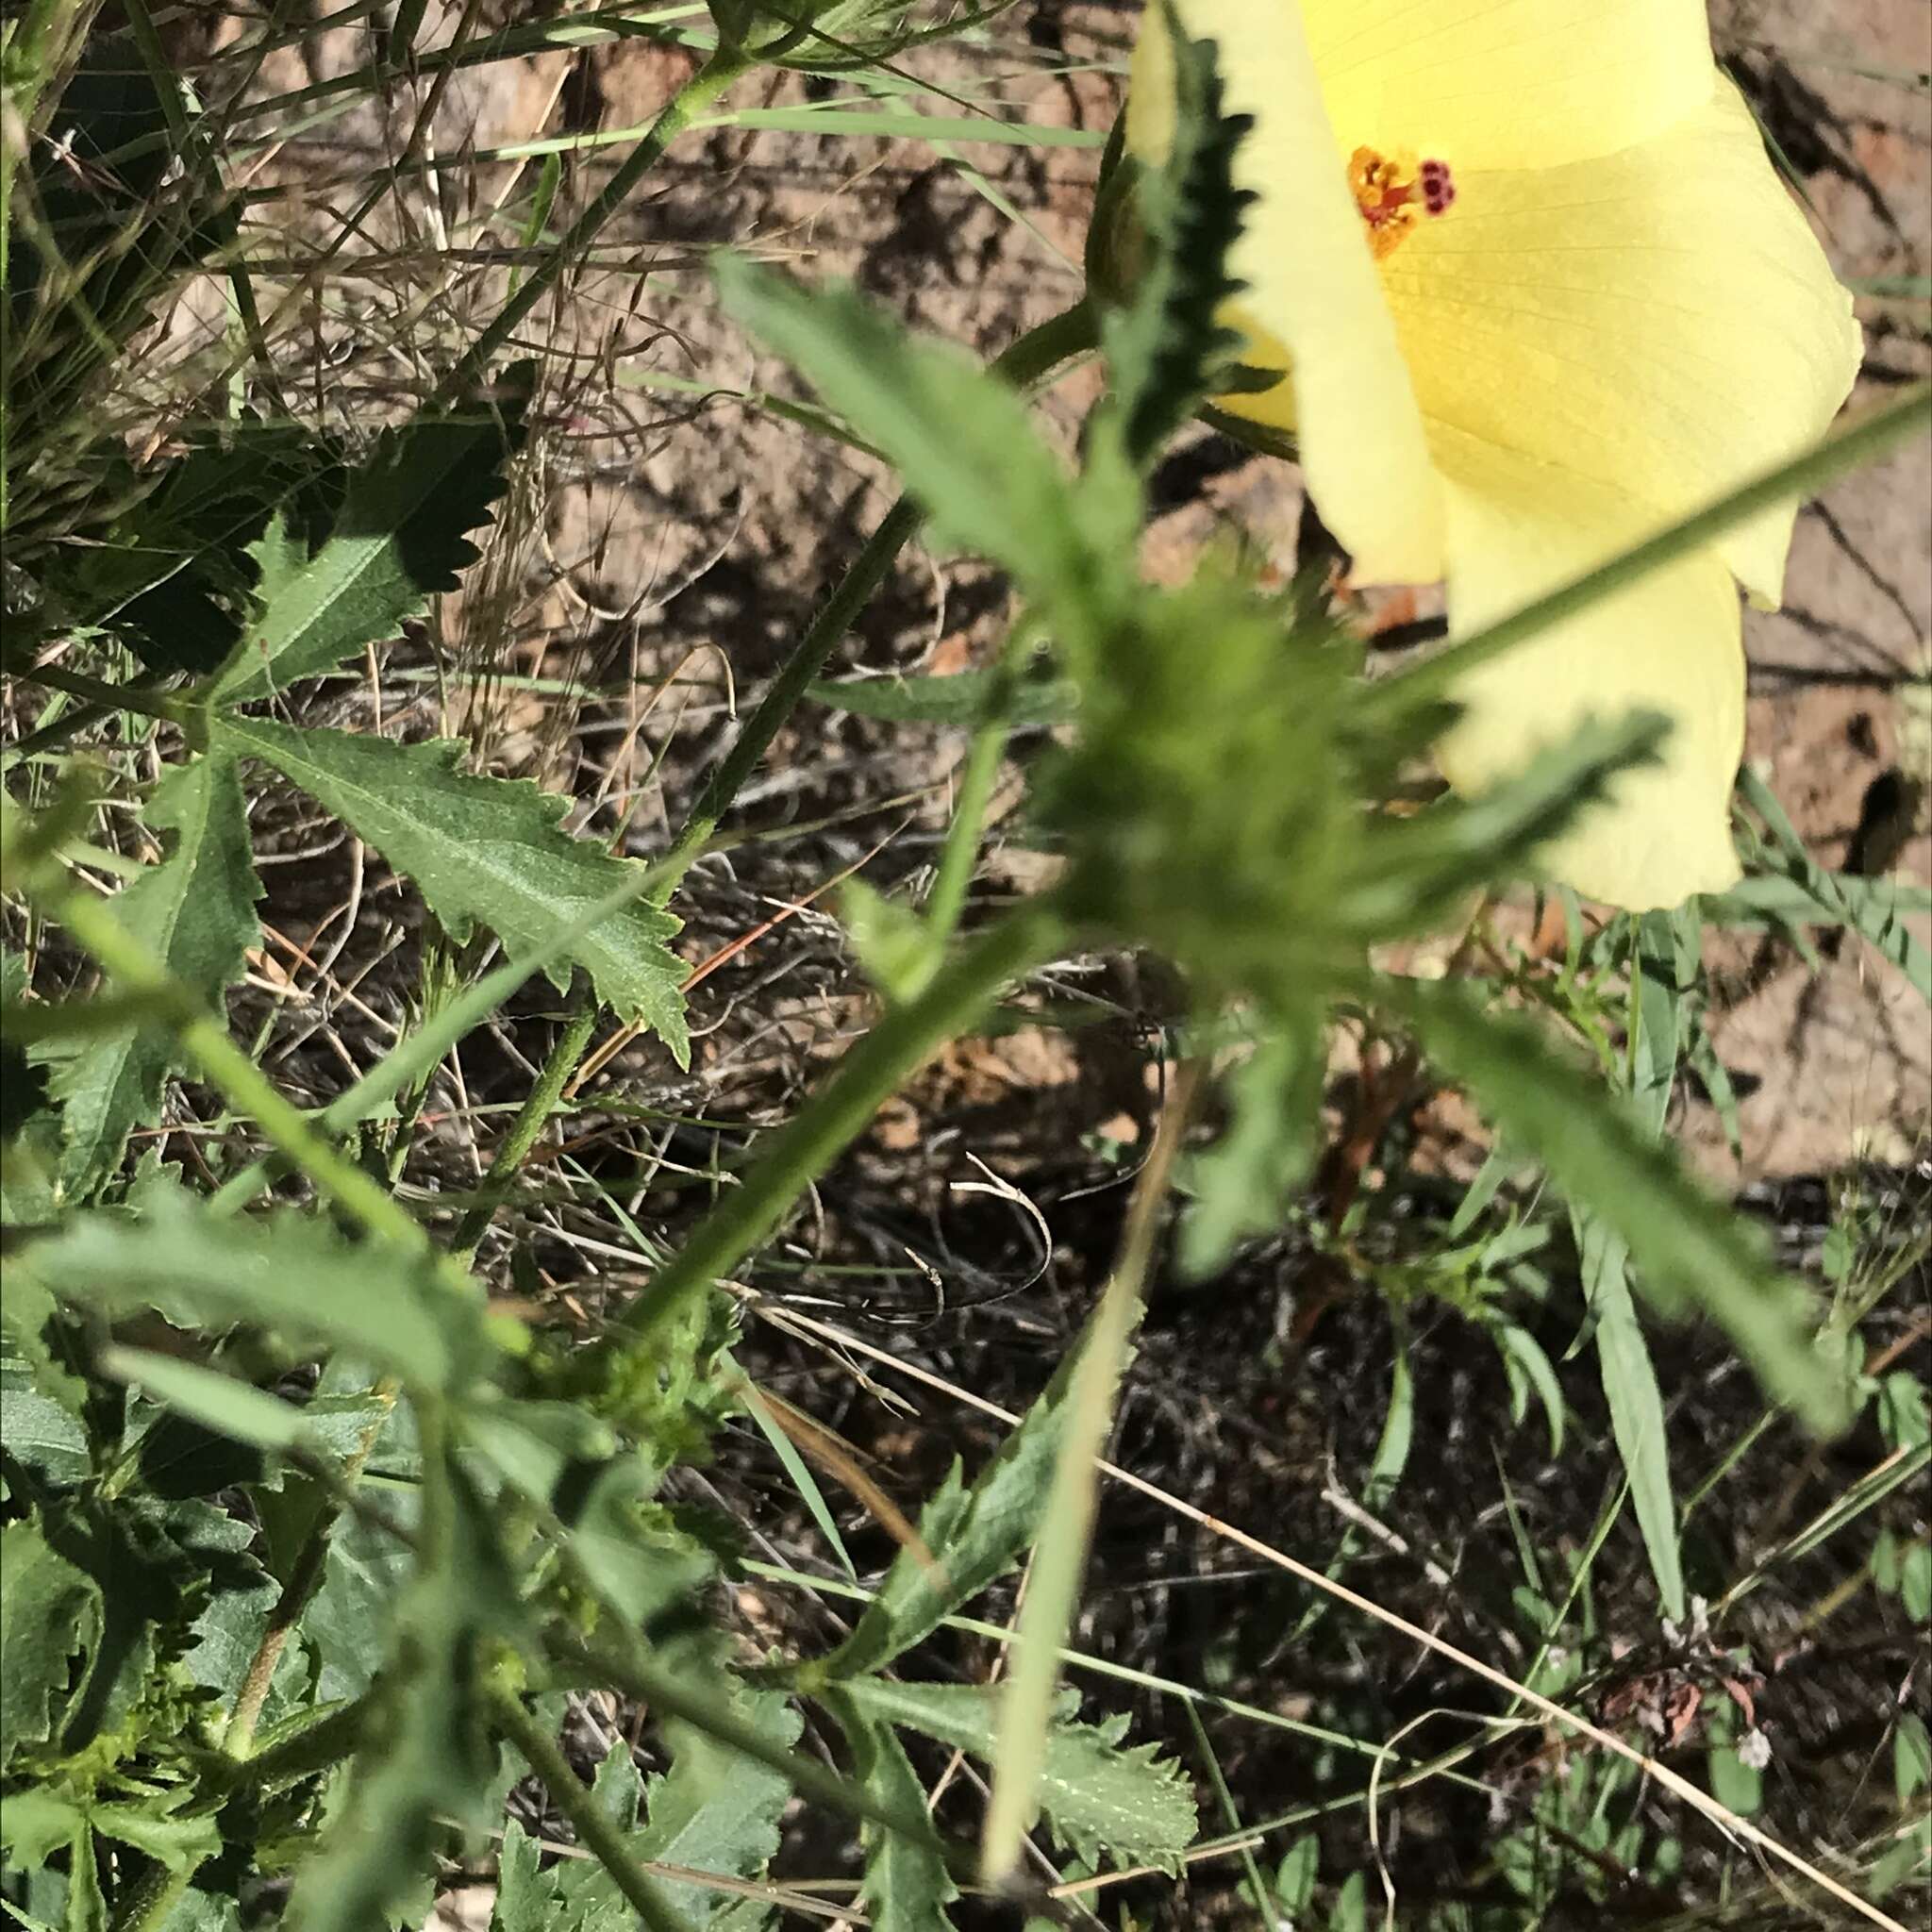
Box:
[1127,1,1862,910]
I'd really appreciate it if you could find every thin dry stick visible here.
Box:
[745,1300,1909,1932]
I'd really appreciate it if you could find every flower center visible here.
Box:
[1349,146,1456,260]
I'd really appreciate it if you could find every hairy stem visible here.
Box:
[487,1679,697,1932]
[224,1384,398,1757]
[591,895,1067,1369]
[51,881,431,1255]
[544,1629,970,1882]
[448,999,596,1262]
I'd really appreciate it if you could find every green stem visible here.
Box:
[220,1695,373,1793]
[15,660,191,725]
[661,493,924,888]
[662,298,1096,890]
[1380,381,1932,713]
[51,881,431,1255]
[224,1384,398,1757]
[983,1060,1203,1881]
[921,627,1029,949]
[107,1861,192,1932]
[545,1630,973,1883]
[439,43,749,398]
[591,896,1066,1367]
[448,999,597,1261]
[487,1679,697,1932]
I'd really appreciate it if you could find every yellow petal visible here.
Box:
[1300,0,1716,171]
[1127,0,1443,583]
[1432,429,1744,910]
[1386,77,1862,605]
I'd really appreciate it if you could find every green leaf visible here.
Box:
[287,1459,510,1932]
[546,1748,649,1926]
[1274,1834,1319,1911]
[487,1820,548,1932]
[48,753,261,1199]
[1387,978,1850,1434]
[809,668,1074,729]
[17,1188,493,1392]
[0,1324,92,1486]
[840,880,939,1005]
[1866,1815,1932,1902]
[631,1684,802,1924]
[303,1502,417,1705]
[1090,2,1251,461]
[211,367,532,704]
[216,720,688,1058]
[1363,1328,1413,1510]
[1577,1211,1685,1622]
[1333,1869,1369,1931]
[818,1333,1081,1679]
[1628,908,1696,1135]
[81,1799,221,1874]
[1703,871,1932,932]
[715,261,1107,628]
[833,1678,1196,1875]
[97,1347,312,1455]
[1491,1322,1565,1458]
[0,1791,101,1929]
[1903,1541,1932,1624]
[57,423,345,675]
[1707,1739,1762,1815]
[0,1517,99,1766]
[1896,1712,1932,1804]
[525,1675,798,1930]
[1349,710,1668,935]
[1179,1024,1324,1275]
[155,1888,243,1932]
[1733,766,1932,1003]
[822,1690,958,1932]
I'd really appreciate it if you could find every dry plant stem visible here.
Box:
[594,895,1068,1367]
[486,1682,697,1932]
[117,0,275,386]
[982,1058,1203,1882]
[437,42,751,398]
[764,1307,1910,1931]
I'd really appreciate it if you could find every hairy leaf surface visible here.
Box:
[837,1678,1197,1874]
[823,1690,958,1932]
[211,366,531,703]
[218,720,688,1056]
[49,754,261,1200]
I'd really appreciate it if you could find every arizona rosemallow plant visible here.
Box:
[1127,0,1862,909]
[5,6,1926,1930]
